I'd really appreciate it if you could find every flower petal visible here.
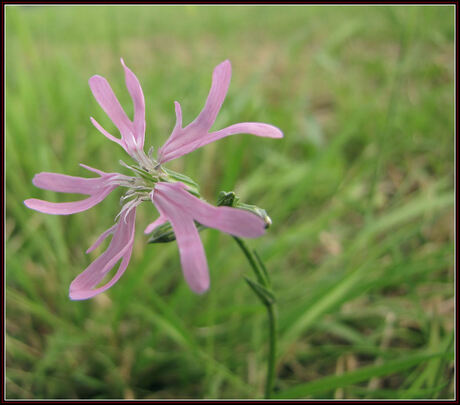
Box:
[121,58,145,148]
[173,101,183,131]
[189,59,231,133]
[86,223,117,253]
[159,123,283,163]
[89,75,132,134]
[24,187,115,215]
[209,122,284,141]
[152,186,210,294]
[69,209,136,300]
[90,116,123,146]
[31,171,108,194]
[144,214,168,234]
[79,163,109,176]
[155,182,266,238]
[70,254,132,301]
[158,60,231,163]
[89,74,137,152]
[157,60,283,164]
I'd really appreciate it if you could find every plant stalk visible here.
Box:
[233,236,277,399]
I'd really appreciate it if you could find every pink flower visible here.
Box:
[24,59,283,299]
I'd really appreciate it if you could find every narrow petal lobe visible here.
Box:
[152,185,210,294]
[154,182,266,238]
[157,60,283,163]
[121,58,146,147]
[89,75,133,138]
[69,209,136,300]
[25,168,118,215]
[144,214,168,234]
[24,187,115,215]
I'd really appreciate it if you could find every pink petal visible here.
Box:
[70,254,132,301]
[210,122,284,141]
[24,187,115,215]
[158,60,231,162]
[90,117,123,146]
[89,75,132,134]
[31,172,108,194]
[144,214,168,234]
[79,163,109,176]
[155,182,266,238]
[89,74,137,152]
[189,59,231,133]
[157,60,283,164]
[152,186,210,294]
[160,123,283,163]
[173,101,183,129]
[86,223,117,253]
[159,101,182,152]
[69,209,136,300]
[121,58,145,148]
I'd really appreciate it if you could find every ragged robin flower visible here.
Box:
[24,59,283,299]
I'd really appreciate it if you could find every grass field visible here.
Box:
[5,5,455,399]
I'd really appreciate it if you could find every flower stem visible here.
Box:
[265,303,277,399]
[233,236,277,399]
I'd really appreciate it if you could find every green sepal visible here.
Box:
[243,276,276,307]
[147,222,176,243]
[119,160,157,184]
[216,191,239,207]
[162,168,201,197]
[217,191,272,228]
[148,221,206,244]
[237,203,272,229]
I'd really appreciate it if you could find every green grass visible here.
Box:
[6,5,454,399]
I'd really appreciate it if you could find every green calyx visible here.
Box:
[217,191,272,229]
[161,168,201,197]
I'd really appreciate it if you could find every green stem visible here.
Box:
[233,236,277,399]
[265,303,277,399]
[233,236,268,287]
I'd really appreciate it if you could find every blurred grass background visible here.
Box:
[5,5,454,399]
